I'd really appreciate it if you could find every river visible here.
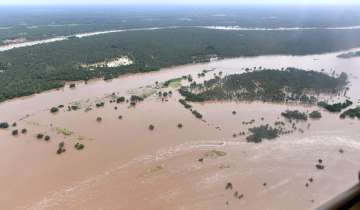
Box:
[0,48,359,210]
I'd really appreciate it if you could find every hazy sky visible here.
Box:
[0,0,359,5]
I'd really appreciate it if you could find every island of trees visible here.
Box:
[179,68,348,104]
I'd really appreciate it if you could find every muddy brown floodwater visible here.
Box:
[0,48,360,210]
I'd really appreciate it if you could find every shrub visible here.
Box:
[74,142,85,150]
[96,117,102,122]
[57,142,66,154]
[149,124,155,130]
[50,107,59,113]
[118,115,123,119]
[246,125,279,143]
[281,110,308,121]
[36,133,44,139]
[59,142,65,148]
[69,83,76,88]
[12,122,17,127]
[179,99,192,109]
[130,95,144,102]
[309,111,322,119]
[340,107,360,119]
[96,102,105,108]
[21,128,27,134]
[0,122,9,129]
[318,100,353,112]
[44,135,50,141]
[177,123,183,128]
[117,97,125,103]
[12,130,18,136]
[192,110,203,119]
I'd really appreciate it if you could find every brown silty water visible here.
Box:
[0,48,359,210]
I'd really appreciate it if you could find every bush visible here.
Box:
[192,110,203,119]
[309,111,322,119]
[96,102,105,108]
[118,115,123,119]
[96,117,102,122]
[12,129,18,136]
[179,99,192,109]
[318,100,353,112]
[130,95,144,102]
[50,107,59,113]
[177,123,183,128]
[149,124,155,130]
[117,96,125,103]
[281,110,308,121]
[74,142,85,150]
[69,83,76,88]
[0,122,9,129]
[21,128,27,134]
[44,135,50,141]
[36,133,44,139]
[246,125,279,143]
[57,142,66,154]
[340,107,360,119]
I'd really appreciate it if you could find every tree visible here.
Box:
[309,111,322,119]
[0,122,9,129]
[50,107,59,113]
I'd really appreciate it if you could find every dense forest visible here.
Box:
[179,68,348,104]
[1,6,360,43]
[0,27,357,102]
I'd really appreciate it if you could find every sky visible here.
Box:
[0,0,359,5]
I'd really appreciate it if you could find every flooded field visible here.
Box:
[0,48,360,210]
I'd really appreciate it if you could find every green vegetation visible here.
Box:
[281,110,308,121]
[309,111,322,119]
[337,51,360,59]
[318,100,353,112]
[54,127,73,136]
[57,141,66,154]
[179,99,192,109]
[116,96,125,103]
[192,110,203,119]
[246,125,280,143]
[130,95,144,102]
[95,102,105,108]
[0,122,9,129]
[12,129,18,136]
[0,26,356,103]
[50,107,59,113]
[179,68,348,104]
[163,77,183,88]
[74,142,85,150]
[340,107,360,119]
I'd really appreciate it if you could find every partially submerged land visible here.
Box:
[337,51,360,58]
[1,27,360,103]
[0,55,359,210]
[0,10,360,208]
[178,68,348,103]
